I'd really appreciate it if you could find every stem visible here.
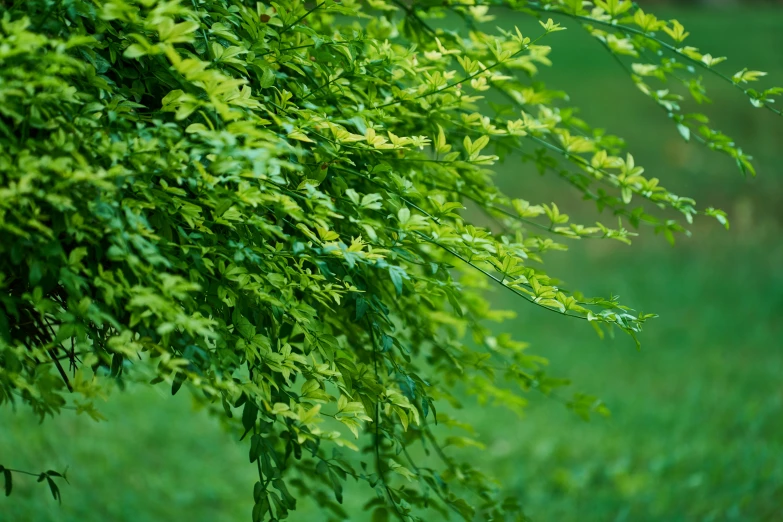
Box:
[367,322,407,521]
[279,2,324,36]
[412,230,591,321]
[2,468,41,477]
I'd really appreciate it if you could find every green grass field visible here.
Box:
[2,7,782,522]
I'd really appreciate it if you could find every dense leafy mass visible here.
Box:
[1,0,779,519]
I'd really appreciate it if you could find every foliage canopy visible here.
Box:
[0,0,779,519]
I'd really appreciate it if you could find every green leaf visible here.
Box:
[388,459,416,481]
[3,468,11,497]
[273,479,297,510]
[242,400,258,432]
[676,123,690,142]
[46,476,60,503]
[329,470,343,504]
[388,266,406,296]
[252,496,270,522]
[233,312,256,340]
[123,44,148,59]
[171,373,186,396]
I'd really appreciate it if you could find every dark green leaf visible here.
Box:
[3,468,11,497]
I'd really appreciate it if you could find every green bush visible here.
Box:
[1,0,780,519]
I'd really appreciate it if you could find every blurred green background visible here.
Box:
[2,6,782,522]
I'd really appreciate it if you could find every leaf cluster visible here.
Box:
[0,0,778,519]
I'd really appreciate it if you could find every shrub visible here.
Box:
[0,0,779,519]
